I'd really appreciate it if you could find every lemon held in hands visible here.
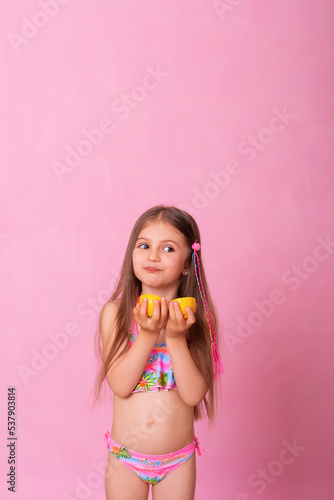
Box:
[171,297,197,319]
[139,294,161,318]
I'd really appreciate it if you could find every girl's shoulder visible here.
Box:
[101,298,121,316]
[102,298,121,312]
[100,299,124,362]
[100,299,121,338]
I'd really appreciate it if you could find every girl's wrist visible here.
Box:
[137,328,160,342]
[165,332,187,345]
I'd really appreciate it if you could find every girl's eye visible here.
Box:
[163,246,174,253]
[137,243,174,252]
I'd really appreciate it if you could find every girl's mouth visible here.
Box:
[144,267,161,273]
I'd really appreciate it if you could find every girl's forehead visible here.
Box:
[138,220,185,241]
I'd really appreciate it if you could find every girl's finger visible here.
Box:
[185,307,196,325]
[151,300,161,320]
[169,301,176,322]
[171,301,183,327]
[140,298,147,315]
[133,302,139,315]
[160,297,168,319]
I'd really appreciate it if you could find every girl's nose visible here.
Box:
[148,248,160,261]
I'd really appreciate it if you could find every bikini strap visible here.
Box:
[129,318,138,346]
[194,436,205,456]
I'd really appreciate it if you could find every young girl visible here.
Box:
[94,205,222,500]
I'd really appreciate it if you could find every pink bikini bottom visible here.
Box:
[104,431,202,485]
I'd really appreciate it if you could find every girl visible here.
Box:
[94,205,222,500]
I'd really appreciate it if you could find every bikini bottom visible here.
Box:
[104,431,202,485]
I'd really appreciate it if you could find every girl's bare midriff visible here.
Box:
[111,389,195,455]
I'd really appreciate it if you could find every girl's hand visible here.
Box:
[133,296,169,338]
[165,301,196,339]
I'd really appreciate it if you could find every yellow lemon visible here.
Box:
[139,294,161,317]
[171,297,197,319]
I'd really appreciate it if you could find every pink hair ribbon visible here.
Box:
[192,241,223,376]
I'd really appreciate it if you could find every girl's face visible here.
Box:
[132,220,189,298]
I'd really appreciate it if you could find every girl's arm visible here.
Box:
[101,298,168,398]
[165,302,209,407]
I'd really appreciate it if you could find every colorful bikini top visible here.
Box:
[129,319,189,393]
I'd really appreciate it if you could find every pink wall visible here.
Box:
[1,1,334,499]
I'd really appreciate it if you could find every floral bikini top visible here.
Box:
[129,319,189,393]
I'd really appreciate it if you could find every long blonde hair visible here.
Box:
[93,205,221,421]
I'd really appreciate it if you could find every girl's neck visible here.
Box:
[140,284,179,301]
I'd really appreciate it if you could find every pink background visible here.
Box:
[1,1,334,499]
